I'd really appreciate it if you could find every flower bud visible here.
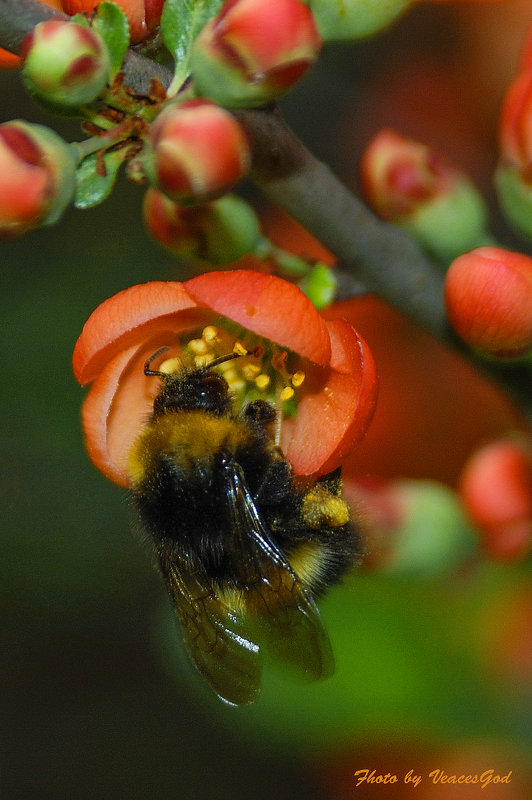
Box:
[145,99,250,203]
[496,69,532,238]
[0,0,64,70]
[346,478,475,576]
[191,0,321,108]
[62,0,164,44]
[0,120,77,238]
[21,20,111,109]
[444,246,532,358]
[143,189,261,264]
[309,0,413,42]
[360,129,490,262]
[459,439,532,561]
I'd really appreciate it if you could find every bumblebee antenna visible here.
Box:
[144,346,171,377]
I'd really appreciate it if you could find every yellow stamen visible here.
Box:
[202,325,220,344]
[188,338,209,355]
[233,340,248,356]
[158,357,181,375]
[255,374,271,390]
[279,386,294,402]
[194,354,214,368]
[242,363,261,380]
[291,370,305,387]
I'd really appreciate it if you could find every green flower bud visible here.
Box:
[21,20,111,110]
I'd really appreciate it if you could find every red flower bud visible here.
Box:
[62,0,164,44]
[459,439,532,561]
[444,246,532,357]
[0,120,77,238]
[21,20,111,109]
[145,99,250,203]
[191,0,321,108]
[499,69,532,178]
[360,129,489,261]
[143,188,260,264]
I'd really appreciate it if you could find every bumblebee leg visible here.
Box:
[243,399,277,428]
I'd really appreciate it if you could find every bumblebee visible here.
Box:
[127,346,360,705]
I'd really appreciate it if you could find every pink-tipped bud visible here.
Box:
[0,120,77,238]
[344,477,475,575]
[62,0,164,44]
[21,20,111,109]
[444,246,532,358]
[459,439,532,561]
[191,0,321,108]
[360,129,489,261]
[143,189,260,264]
[145,99,250,203]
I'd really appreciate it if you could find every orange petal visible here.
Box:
[73,281,208,385]
[185,269,331,365]
[282,319,378,475]
[81,331,189,487]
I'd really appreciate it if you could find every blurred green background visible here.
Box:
[2,3,531,798]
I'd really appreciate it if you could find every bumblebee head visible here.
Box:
[145,348,243,417]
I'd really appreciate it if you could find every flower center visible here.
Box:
[159,323,306,423]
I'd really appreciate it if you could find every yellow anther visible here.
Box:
[255,374,271,390]
[242,363,261,380]
[202,326,220,344]
[279,386,294,402]
[158,357,181,375]
[222,368,238,383]
[291,370,305,387]
[233,341,248,356]
[194,354,214,368]
[188,338,209,355]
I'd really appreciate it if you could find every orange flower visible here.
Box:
[73,271,377,487]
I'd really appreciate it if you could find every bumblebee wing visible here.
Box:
[159,552,261,706]
[223,461,334,681]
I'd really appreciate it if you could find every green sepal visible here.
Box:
[74,149,127,209]
[306,0,412,41]
[299,263,337,309]
[161,0,223,92]
[92,1,130,77]
[70,13,90,27]
[495,163,532,240]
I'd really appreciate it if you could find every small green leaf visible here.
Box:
[161,0,223,91]
[92,1,130,76]
[74,149,126,209]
